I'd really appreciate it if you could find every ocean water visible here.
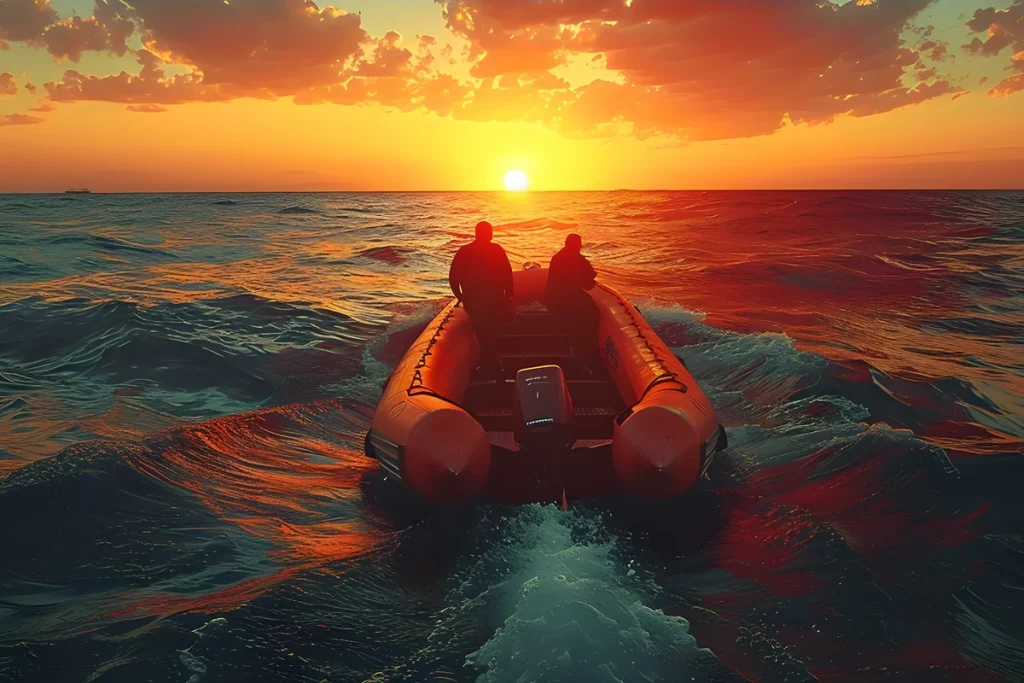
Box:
[0,191,1021,682]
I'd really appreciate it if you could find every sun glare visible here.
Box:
[504,170,529,192]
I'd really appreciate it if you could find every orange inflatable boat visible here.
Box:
[364,267,727,504]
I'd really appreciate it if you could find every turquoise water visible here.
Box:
[0,191,1022,681]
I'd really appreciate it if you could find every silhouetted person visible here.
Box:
[449,221,513,377]
[547,234,600,369]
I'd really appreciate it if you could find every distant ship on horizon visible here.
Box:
[65,188,92,194]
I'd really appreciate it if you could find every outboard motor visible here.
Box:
[513,365,575,453]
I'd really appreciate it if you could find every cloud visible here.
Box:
[45,68,230,105]
[0,0,58,44]
[437,0,958,140]
[0,112,45,126]
[44,49,252,104]
[0,72,16,96]
[964,2,1022,54]
[845,78,958,117]
[415,73,471,117]
[45,30,445,113]
[964,1,1024,95]
[988,72,1024,96]
[355,31,414,77]
[293,29,440,108]
[919,39,948,60]
[124,0,369,93]
[126,103,167,112]
[42,1,134,63]
[4,0,985,141]
[42,2,435,111]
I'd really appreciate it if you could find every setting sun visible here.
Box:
[504,170,529,192]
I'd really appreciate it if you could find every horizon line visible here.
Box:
[3,188,1024,195]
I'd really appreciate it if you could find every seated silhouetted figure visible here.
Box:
[449,221,513,377]
[546,234,601,370]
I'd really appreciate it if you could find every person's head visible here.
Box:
[565,233,582,253]
[475,221,493,243]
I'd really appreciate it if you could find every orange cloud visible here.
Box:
[965,1,1024,96]
[45,50,235,104]
[355,31,414,77]
[0,112,44,126]
[3,0,990,143]
[919,39,948,60]
[437,0,960,140]
[0,0,58,45]
[250,30,449,111]
[41,3,445,114]
[289,29,444,109]
[127,0,368,93]
[42,4,133,63]
[989,72,1024,97]
[0,72,16,96]
[415,72,472,116]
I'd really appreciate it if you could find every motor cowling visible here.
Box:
[513,365,575,452]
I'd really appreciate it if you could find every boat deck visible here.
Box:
[462,306,626,444]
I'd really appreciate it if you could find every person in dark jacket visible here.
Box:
[546,233,600,368]
[449,221,514,377]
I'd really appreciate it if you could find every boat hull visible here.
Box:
[365,268,724,503]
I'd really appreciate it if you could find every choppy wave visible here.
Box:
[278,206,321,215]
[1,191,1022,682]
[359,246,410,265]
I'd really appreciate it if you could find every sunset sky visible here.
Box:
[2,0,1023,191]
